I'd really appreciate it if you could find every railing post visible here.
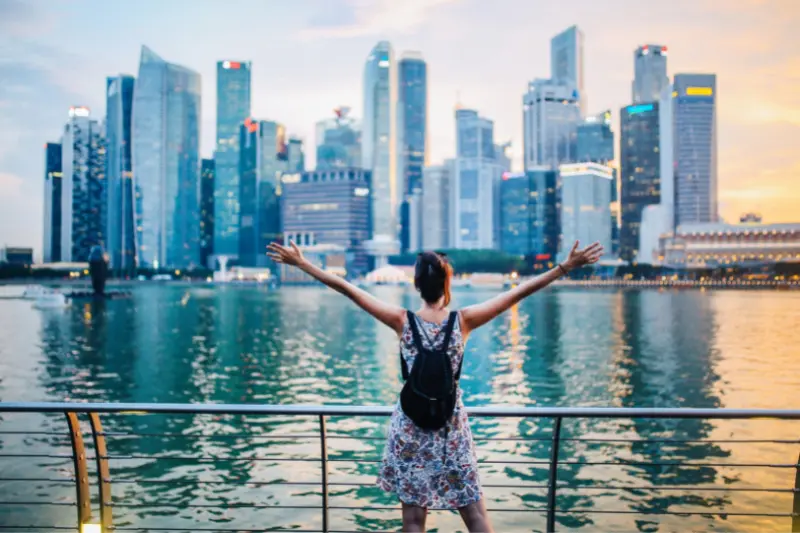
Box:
[546,416,562,533]
[792,452,800,533]
[64,412,91,528]
[319,414,329,533]
[89,412,112,530]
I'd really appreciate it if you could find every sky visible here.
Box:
[1,0,799,256]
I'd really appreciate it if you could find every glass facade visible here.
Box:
[397,53,427,252]
[673,73,717,225]
[632,45,669,104]
[550,25,585,113]
[316,109,361,170]
[132,46,201,268]
[499,173,531,256]
[421,162,451,251]
[214,60,252,257]
[523,79,581,169]
[620,102,661,262]
[559,164,613,261]
[43,142,62,263]
[286,137,305,173]
[499,169,560,259]
[105,74,136,271]
[200,159,215,268]
[576,111,614,163]
[282,169,372,276]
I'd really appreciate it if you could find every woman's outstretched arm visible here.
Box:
[268,242,406,335]
[460,241,604,337]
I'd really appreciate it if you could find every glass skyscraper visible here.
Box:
[576,110,614,163]
[499,169,560,260]
[316,107,361,170]
[673,73,718,225]
[620,102,661,262]
[362,41,399,259]
[550,25,585,114]
[397,52,427,253]
[200,159,215,268]
[132,46,201,269]
[214,60,252,258]
[60,107,106,263]
[558,163,613,261]
[523,78,581,169]
[286,137,305,173]
[105,74,136,271]
[43,142,62,263]
[421,162,451,251]
[632,45,669,104]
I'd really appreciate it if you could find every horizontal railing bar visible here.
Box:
[0,501,75,506]
[0,431,71,436]
[0,527,75,531]
[100,431,322,440]
[557,509,798,517]
[110,529,321,532]
[108,503,321,509]
[2,402,800,419]
[328,505,549,512]
[0,478,75,483]
[0,453,73,459]
[561,437,800,444]
[556,460,798,468]
[560,484,796,493]
[101,454,320,462]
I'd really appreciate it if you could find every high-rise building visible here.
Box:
[214,59,252,258]
[316,107,361,170]
[132,46,201,269]
[282,169,372,276]
[550,25,586,114]
[239,118,285,267]
[397,52,427,253]
[523,78,581,169]
[498,169,560,259]
[619,102,661,262]
[576,110,614,163]
[632,45,669,104]
[362,41,399,260]
[558,163,613,261]
[673,73,718,225]
[60,106,106,263]
[43,142,63,263]
[286,137,305,173]
[452,108,502,250]
[105,74,136,271]
[421,162,451,251]
[200,159,215,268]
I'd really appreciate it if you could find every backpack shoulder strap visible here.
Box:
[401,310,422,380]
[440,311,458,355]
[449,311,465,380]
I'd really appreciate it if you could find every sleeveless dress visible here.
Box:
[376,312,483,509]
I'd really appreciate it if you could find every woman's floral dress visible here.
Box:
[376,312,482,509]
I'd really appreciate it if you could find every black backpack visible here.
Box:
[399,310,462,431]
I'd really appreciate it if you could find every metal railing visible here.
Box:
[0,402,799,532]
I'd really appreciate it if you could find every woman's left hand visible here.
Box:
[267,241,306,267]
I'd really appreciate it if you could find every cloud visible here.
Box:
[298,0,460,39]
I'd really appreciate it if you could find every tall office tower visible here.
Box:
[362,41,399,261]
[619,102,661,262]
[200,159,215,268]
[576,110,614,163]
[105,74,136,271]
[451,108,502,250]
[238,118,285,267]
[316,107,361,169]
[286,137,305,173]
[214,59,251,259]
[498,169,560,260]
[550,25,586,114]
[397,51,427,253]
[558,163,613,261]
[673,73,718,225]
[421,162,452,251]
[523,78,581,169]
[43,142,63,263]
[60,106,106,262]
[632,44,669,104]
[132,46,201,269]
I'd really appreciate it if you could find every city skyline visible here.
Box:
[1,0,799,255]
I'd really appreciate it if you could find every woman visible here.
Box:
[267,240,603,533]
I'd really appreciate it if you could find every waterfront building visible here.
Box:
[673,73,718,225]
[60,106,106,263]
[286,137,305,173]
[132,46,201,268]
[200,159,215,268]
[550,25,586,114]
[576,110,614,164]
[105,74,136,271]
[499,168,560,259]
[452,108,503,250]
[316,107,361,170]
[362,41,399,261]
[281,168,372,277]
[0,247,34,266]
[558,163,613,262]
[523,78,581,169]
[632,44,669,104]
[214,59,252,259]
[421,162,452,251]
[43,142,63,263]
[619,102,661,262]
[397,52,428,253]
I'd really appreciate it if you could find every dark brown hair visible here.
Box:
[414,251,452,306]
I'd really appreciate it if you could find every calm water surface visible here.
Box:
[0,285,798,531]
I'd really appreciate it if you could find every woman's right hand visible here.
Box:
[562,241,604,271]
[267,241,307,268]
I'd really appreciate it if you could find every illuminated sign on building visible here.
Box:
[222,61,242,70]
[68,106,90,118]
[354,187,370,197]
[626,103,654,115]
[685,87,713,97]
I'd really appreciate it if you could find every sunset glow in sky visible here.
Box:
[1,0,798,254]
